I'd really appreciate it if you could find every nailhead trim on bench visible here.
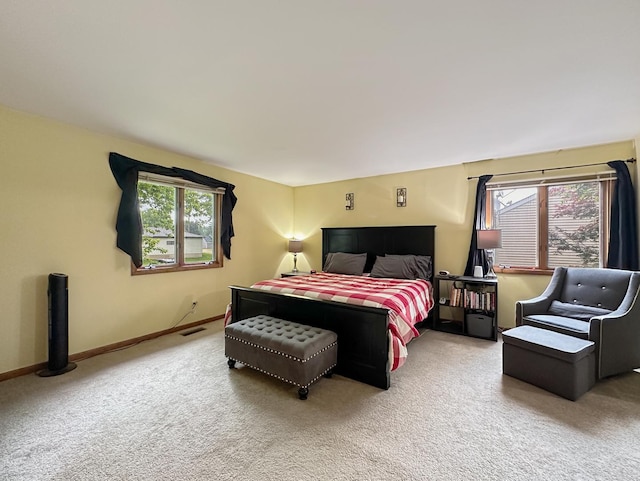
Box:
[227,357,337,388]
[224,334,338,363]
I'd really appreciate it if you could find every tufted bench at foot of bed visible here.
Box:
[225,315,338,400]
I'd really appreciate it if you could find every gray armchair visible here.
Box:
[516,267,640,379]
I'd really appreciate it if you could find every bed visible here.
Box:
[228,225,436,390]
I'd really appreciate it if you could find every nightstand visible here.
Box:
[432,274,498,341]
[281,271,311,278]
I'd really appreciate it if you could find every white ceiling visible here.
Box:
[1,1,639,186]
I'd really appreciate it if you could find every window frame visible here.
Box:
[133,173,224,276]
[485,173,615,275]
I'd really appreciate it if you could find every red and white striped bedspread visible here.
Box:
[227,273,433,371]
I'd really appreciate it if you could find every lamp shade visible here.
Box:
[288,240,303,253]
[477,229,502,249]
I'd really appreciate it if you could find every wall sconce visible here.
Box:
[396,188,407,207]
[288,239,303,272]
[345,193,354,210]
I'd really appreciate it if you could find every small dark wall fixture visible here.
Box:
[397,188,407,207]
[345,193,354,210]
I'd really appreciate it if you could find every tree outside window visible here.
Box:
[548,183,600,268]
[137,179,220,273]
[139,182,176,265]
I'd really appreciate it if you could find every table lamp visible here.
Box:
[477,229,502,278]
[288,239,303,272]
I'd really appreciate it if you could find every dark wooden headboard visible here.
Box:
[321,225,436,279]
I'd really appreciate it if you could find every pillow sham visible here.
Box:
[410,255,432,280]
[370,254,432,280]
[370,256,414,279]
[323,252,367,275]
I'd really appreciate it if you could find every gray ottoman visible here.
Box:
[225,315,338,400]
[502,325,596,401]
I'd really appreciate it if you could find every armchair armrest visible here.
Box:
[589,272,640,379]
[515,268,567,325]
[516,297,552,325]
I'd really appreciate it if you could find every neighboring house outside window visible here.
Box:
[142,228,203,262]
[485,175,614,273]
[136,173,223,274]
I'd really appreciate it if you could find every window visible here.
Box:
[136,173,223,274]
[486,175,614,272]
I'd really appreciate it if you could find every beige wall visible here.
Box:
[1,101,637,375]
[0,105,294,374]
[294,141,637,329]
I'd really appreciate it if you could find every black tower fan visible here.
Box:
[37,273,77,377]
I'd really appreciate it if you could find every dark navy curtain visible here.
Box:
[108,152,237,267]
[606,160,638,270]
[464,174,492,276]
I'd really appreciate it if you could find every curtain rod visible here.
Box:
[467,158,636,180]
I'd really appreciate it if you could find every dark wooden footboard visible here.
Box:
[230,286,391,390]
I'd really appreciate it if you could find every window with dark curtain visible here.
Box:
[108,152,237,268]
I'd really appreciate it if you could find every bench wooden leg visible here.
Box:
[298,387,309,400]
[227,359,236,369]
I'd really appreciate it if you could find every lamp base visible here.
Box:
[484,250,498,279]
[484,265,497,279]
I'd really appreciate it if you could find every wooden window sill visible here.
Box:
[493,267,553,276]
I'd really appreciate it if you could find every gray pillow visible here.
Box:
[370,256,414,279]
[411,255,432,280]
[370,255,432,280]
[548,300,611,321]
[323,252,367,275]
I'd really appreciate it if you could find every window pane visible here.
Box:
[492,188,538,268]
[138,181,176,266]
[547,182,600,268]
[184,189,215,265]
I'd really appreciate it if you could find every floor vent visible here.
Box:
[181,327,206,337]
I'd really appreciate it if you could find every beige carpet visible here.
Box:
[1,321,639,480]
